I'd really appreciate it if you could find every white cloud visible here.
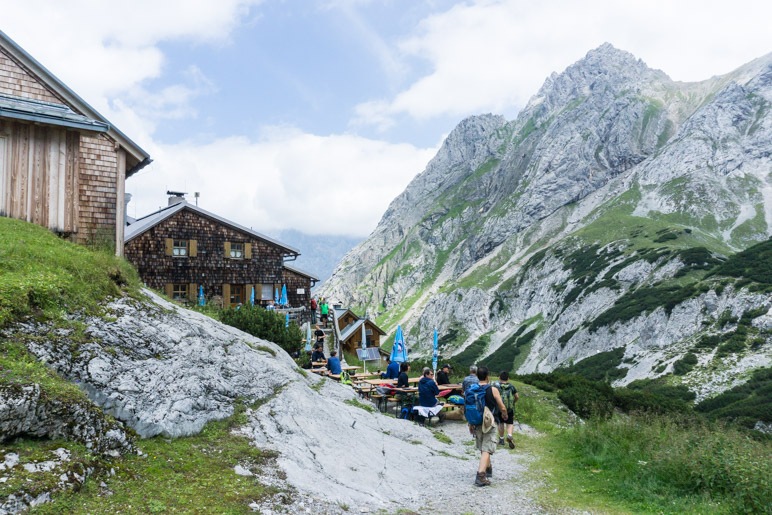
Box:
[0,0,261,135]
[127,129,437,237]
[355,0,772,128]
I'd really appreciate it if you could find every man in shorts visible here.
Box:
[469,366,507,486]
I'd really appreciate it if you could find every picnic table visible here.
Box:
[364,377,420,385]
[437,383,462,390]
[340,365,360,371]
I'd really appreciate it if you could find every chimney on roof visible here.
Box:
[167,190,187,206]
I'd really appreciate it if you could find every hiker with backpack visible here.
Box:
[465,366,508,487]
[493,371,519,449]
[309,297,318,324]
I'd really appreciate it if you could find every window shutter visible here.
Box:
[188,283,197,301]
[222,284,231,308]
[165,283,173,298]
[244,243,252,259]
[224,241,231,258]
[189,240,197,257]
[165,238,173,256]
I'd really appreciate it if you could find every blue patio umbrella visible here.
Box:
[198,285,205,307]
[390,325,408,363]
[280,284,288,307]
[361,320,368,372]
[432,328,439,375]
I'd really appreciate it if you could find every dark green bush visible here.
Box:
[696,367,772,428]
[557,348,626,382]
[673,353,698,375]
[710,237,772,284]
[557,377,615,419]
[612,388,692,415]
[219,305,303,356]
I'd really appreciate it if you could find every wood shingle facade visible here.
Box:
[0,30,150,255]
[282,264,318,312]
[124,198,315,310]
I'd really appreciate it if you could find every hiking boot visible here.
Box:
[507,435,515,449]
[475,472,491,487]
[486,465,492,478]
[498,437,505,446]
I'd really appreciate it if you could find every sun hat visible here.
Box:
[482,406,495,433]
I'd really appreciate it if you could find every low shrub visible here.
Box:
[220,304,303,356]
[672,353,698,375]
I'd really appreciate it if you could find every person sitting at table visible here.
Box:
[381,357,399,379]
[436,363,452,386]
[311,344,326,364]
[397,362,410,388]
[417,367,441,407]
[326,350,342,375]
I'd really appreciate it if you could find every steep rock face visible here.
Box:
[0,383,131,454]
[320,44,772,400]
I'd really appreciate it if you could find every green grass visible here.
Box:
[0,217,142,328]
[539,414,771,514]
[344,398,375,413]
[34,402,282,514]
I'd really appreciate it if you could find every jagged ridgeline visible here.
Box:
[320,44,772,405]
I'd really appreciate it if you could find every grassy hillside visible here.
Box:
[0,217,142,328]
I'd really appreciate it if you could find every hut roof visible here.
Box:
[0,29,151,176]
[124,200,300,257]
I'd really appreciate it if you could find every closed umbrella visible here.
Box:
[274,287,279,304]
[432,328,439,375]
[305,322,312,352]
[285,312,290,328]
[390,325,408,363]
[250,286,255,306]
[198,285,205,307]
[280,284,288,307]
[361,320,368,373]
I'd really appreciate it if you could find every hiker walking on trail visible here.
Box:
[462,365,479,393]
[468,366,507,487]
[320,298,329,328]
[494,371,519,449]
[309,297,318,324]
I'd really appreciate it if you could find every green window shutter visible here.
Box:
[164,283,173,298]
[188,283,197,301]
[244,243,252,259]
[165,238,173,256]
[224,241,231,258]
[189,240,197,257]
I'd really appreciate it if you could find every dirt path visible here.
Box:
[412,419,547,515]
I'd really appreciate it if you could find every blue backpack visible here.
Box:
[464,383,489,426]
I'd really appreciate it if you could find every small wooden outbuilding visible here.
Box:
[333,307,386,355]
[0,30,151,255]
